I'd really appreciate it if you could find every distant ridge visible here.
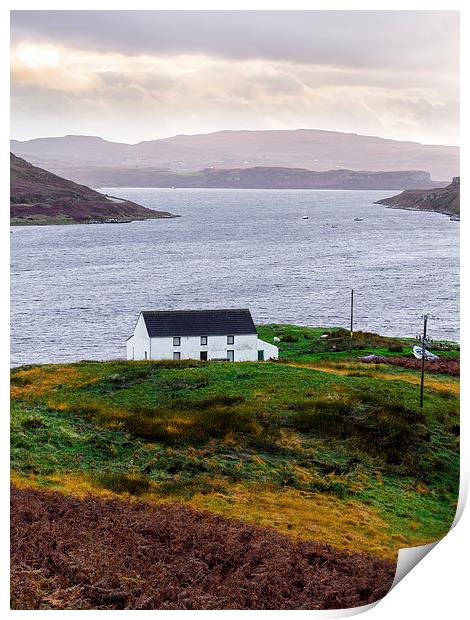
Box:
[45,165,444,191]
[11,128,459,183]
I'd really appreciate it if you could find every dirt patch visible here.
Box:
[11,485,395,610]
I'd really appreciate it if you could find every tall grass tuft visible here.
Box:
[92,472,152,495]
[289,394,428,476]
[120,397,263,445]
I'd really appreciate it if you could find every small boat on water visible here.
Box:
[354,217,364,222]
[302,215,309,220]
[412,345,439,360]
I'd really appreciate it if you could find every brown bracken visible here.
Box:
[11,485,396,610]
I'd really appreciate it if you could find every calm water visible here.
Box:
[11,189,459,365]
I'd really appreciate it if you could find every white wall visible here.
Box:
[257,338,279,360]
[126,314,150,360]
[148,333,260,361]
[126,336,134,359]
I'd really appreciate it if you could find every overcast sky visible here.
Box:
[10,10,459,145]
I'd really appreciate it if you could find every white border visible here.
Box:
[3,2,466,617]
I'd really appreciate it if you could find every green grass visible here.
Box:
[257,324,459,361]
[10,331,459,559]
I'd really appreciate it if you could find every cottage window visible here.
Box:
[173,337,181,346]
[227,335,234,345]
[200,335,208,345]
[173,352,181,360]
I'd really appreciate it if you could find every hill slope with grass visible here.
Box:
[10,153,175,225]
[375,177,460,219]
[11,325,459,609]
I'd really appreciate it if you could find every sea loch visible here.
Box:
[10,188,459,365]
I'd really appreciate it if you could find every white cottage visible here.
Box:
[126,308,278,362]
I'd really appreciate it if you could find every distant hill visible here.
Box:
[375,177,460,219]
[57,165,444,191]
[11,128,459,182]
[10,154,175,225]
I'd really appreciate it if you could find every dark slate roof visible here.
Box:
[141,309,256,337]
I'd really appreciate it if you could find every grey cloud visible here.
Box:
[10,11,459,145]
[98,71,133,88]
[385,96,459,129]
[249,72,304,96]
[11,10,459,72]
[140,74,177,91]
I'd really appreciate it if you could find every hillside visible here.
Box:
[10,153,175,225]
[42,165,442,191]
[375,177,460,219]
[11,128,459,182]
[11,325,459,608]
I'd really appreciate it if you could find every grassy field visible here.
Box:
[11,326,459,562]
[257,324,460,361]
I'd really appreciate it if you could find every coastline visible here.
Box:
[378,203,460,221]
[10,212,180,226]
